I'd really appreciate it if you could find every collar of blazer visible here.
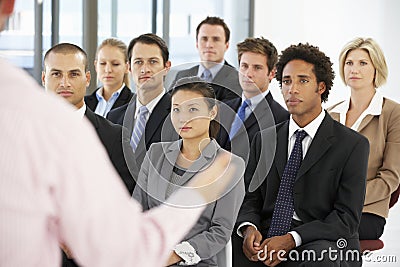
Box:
[157,139,221,197]
[84,107,100,129]
[225,92,276,140]
[274,112,335,181]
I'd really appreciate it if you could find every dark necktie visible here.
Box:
[229,100,249,139]
[267,130,308,237]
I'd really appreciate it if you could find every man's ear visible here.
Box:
[317,82,326,95]
[1,0,16,15]
[41,71,46,86]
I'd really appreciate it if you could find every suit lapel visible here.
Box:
[113,86,132,109]
[231,93,275,141]
[329,112,340,122]
[144,93,171,145]
[296,114,334,180]
[357,114,375,132]
[123,95,137,134]
[157,141,181,201]
[275,122,289,178]
[84,108,99,130]
[85,92,98,111]
[180,140,220,186]
[220,98,241,145]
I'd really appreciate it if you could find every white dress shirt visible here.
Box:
[238,110,326,248]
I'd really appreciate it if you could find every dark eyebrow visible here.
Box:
[49,68,62,72]
[69,69,82,73]
[297,74,311,79]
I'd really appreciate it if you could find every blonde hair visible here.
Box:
[96,38,130,88]
[339,37,388,88]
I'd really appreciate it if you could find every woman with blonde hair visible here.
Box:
[85,38,133,117]
[328,37,400,240]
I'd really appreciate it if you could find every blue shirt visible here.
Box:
[94,84,125,117]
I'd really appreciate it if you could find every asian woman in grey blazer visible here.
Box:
[133,77,245,266]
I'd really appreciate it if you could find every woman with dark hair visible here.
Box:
[133,77,245,266]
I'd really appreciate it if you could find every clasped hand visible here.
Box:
[242,227,295,266]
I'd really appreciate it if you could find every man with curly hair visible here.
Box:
[235,43,369,266]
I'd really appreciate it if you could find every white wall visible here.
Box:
[254,0,400,108]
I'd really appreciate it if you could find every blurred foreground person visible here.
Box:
[0,1,242,266]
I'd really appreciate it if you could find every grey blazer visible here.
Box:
[133,139,245,266]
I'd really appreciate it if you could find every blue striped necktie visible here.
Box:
[229,100,249,139]
[130,105,149,151]
[267,130,307,237]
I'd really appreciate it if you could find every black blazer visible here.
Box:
[62,108,136,267]
[171,61,242,102]
[217,92,289,162]
[85,108,135,194]
[107,93,178,175]
[237,112,369,246]
[84,85,133,113]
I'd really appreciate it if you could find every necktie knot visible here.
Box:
[238,100,249,121]
[201,69,212,82]
[295,130,307,143]
[138,105,149,115]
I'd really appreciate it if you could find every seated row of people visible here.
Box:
[42,16,399,267]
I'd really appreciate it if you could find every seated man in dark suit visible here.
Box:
[42,43,136,267]
[218,37,289,164]
[170,16,242,102]
[107,34,178,176]
[42,43,134,195]
[236,43,370,266]
[218,37,289,267]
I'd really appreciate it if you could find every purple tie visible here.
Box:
[267,130,307,237]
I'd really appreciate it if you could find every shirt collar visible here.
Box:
[241,90,269,110]
[135,89,165,118]
[288,109,325,140]
[95,83,125,101]
[330,90,383,117]
[329,90,383,129]
[198,63,224,80]
[76,103,86,119]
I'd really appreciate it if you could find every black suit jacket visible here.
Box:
[237,112,369,247]
[84,108,135,194]
[62,108,136,267]
[171,61,241,102]
[84,85,133,113]
[107,92,178,175]
[217,92,289,162]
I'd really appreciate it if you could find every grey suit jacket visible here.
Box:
[171,62,242,102]
[107,93,178,178]
[133,139,245,266]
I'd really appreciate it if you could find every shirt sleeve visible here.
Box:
[174,241,201,265]
[56,118,207,267]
